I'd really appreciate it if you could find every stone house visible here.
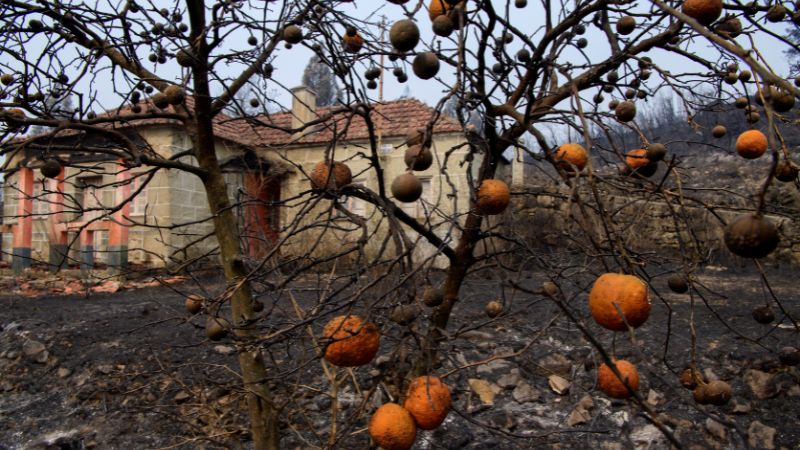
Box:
[1,88,516,274]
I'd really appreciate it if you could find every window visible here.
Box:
[130,175,148,216]
[76,176,103,221]
[399,177,431,219]
[336,181,366,218]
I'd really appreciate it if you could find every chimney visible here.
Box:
[291,86,317,137]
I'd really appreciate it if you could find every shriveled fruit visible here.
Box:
[342,28,364,53]
[711,125,726,138]
[283,25,303,44]
[682,0,723,25]
[598,359,640,398]
[40,159,63,178]
[667,274,689,294]
[390,19,420,52]
[428,0,464,21]
[766,4,787,22]
[680,367,705,389]
[206,316,230,341]
[700,380,732,406]
[589,273,651,331]
[554,143,588,172]
[432,15,455,37]
[0,73,14,85]
[724,214,779,258]
[391,304,420,325]
[412,52,440,80]
[185,294,204,315]
[771,89,795,112]
[405,144,433,171]
[476,179,510,215]
[735,130,767,159]
[542,281,559,297]
[176,49,195,67]
[405,128,425,147]
[322,315,380,367]
[693,384,710,404]
[615,101,636,122]
[616,16,636,35]
[369,403,417,450]
[646,143,667,162]
[164,85,185,105]
[422,286,444,307]
[751,305,775,324]
[715,16,742,38]
[625,149,651,170]
[775,160,799,182]
[152,93,169,109]
[484,300,503,318]
[310,161,352,190]
[404,376,451,430]
[392,173,423,203]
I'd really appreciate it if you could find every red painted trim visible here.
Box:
[12,168,33,249]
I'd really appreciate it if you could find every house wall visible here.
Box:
[0,127,234,269]
[269,132,484,268]
[2,127,502,272]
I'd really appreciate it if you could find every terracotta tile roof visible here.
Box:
[230,98,463,147]
[12,96,461,149]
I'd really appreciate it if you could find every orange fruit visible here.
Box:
[369,403,417,450]
[625,149,651,170]
[735,130,768,159]
[342,29,364,53]
[428,0,465,21]
[476,179,510,215]
[310,161,352,190]
[404,376,451,430]
[681,0,723,25]
[589,273,651,331]
[322,315,380,367]
[598,359,640,398]
[555,143,588,172]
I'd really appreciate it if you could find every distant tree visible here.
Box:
[786,28,800,75]
[301,56,340,107]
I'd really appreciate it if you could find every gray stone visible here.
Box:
[745,369,778,399]
[496,369,522,389]
[213,345,236,355]
[476,359,511,375]
[705,418,727,441]
[630,424,667,450]
[22,340,48,364]
[537,353,572,376]
[512,382,540,403]
[747,420,776,450]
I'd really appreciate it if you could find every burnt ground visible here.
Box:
[0,265,799,450]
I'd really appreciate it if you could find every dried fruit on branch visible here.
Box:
[735,130,768,159]
[476,179,510,215]
[322,315,380,367]
[555,143,588,173]
[589,273,651,331]
[404,376,451,429]
[598,359,640,398]
[369,403,417,450]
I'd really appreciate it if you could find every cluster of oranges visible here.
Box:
[321,315,451,450]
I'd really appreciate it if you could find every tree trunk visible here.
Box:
[186,3,279,448]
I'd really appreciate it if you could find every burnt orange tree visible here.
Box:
[1,0,799,449]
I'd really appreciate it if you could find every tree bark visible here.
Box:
[186,2,279,449]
